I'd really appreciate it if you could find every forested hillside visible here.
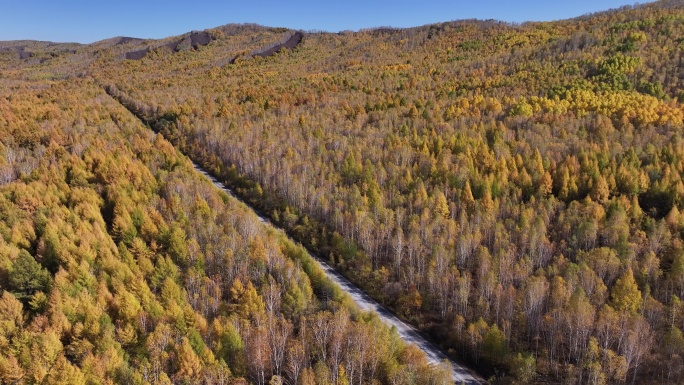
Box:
[78,1,684,383]
[0,77,452,383]
[4,0,684,384]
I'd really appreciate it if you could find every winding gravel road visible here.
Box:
[193,163,486,385]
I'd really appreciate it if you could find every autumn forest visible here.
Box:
[3,1,684,384]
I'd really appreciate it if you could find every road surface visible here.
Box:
[193,163,486,385]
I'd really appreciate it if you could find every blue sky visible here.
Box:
[1,1,652,43]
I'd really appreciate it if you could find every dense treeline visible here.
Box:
[85,1,684,383]
[0,76,451,384]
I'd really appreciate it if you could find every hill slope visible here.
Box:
[4,1,684,383]
[0,76,450,385]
